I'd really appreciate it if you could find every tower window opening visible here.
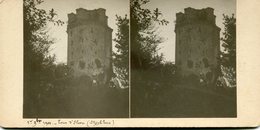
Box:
[70,61,74,66]
[95,59,102,68]
[94,39,98,45]
[79,61,86,69]
[88,64,92,69]
[202,58,209,68]
[187,60,193,69]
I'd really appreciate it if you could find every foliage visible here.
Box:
[221,14,236,69]
[219,14,236,88]
[130,0,181,115]
[23,0,71,116]
[24,0,64,83]
[130,0,169,70]
[113,15,129,88]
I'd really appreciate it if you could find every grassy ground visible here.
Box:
[23,78,129,118]
[131,82,236,118]
[24,76,236,118]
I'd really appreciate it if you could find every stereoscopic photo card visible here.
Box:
[0,0,260,128]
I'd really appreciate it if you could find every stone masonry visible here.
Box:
[67,8,113,84]
[175,7,220,82]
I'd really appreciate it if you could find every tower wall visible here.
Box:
[67,8,112,84]
[175,7,220,81]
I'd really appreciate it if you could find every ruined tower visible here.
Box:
[175,7,220,81]
[67,8,113,84]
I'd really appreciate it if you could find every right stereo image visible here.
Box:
[130,0,237,118]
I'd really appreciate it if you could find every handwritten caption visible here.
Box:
[26,118,115,127]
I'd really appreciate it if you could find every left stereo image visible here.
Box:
[23,0,130,118]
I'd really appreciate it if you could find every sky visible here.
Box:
[38,0,129,63]
[144,0,236,62]
[38,0,236,63]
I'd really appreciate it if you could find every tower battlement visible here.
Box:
[176,7,216,27]
[68,8,109,30]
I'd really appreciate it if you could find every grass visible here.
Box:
[23,77,129,118]
[131,81,236,118]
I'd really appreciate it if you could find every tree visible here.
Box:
[130,0,168,70]
[113,15,129,88]
[24,0,64,84]
[220,14,236,87]
[23,0,64,116]
[130,0,173,115]
[221,14,236,69]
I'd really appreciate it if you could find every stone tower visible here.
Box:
[175,7,220,81]
[67,8,113,84]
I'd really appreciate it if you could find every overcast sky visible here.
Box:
[38,0,129,63]
[38,0,235,63]
[144,0,236,62]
